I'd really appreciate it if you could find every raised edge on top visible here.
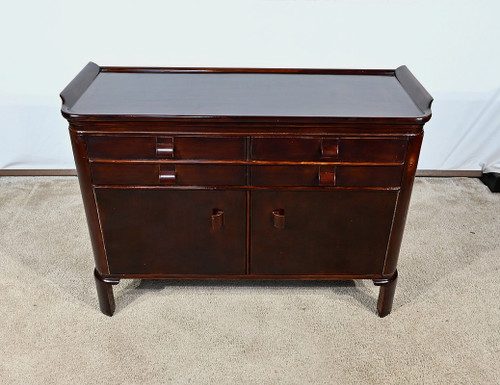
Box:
[61,63,433,125]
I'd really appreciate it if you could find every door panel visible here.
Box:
[250,190,398,275]
[95,189,246,275]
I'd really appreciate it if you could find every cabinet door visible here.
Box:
[250,190,398,275]
[94,189,246,275]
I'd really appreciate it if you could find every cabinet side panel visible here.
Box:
[69,129,109,274]
[383,132,423,275]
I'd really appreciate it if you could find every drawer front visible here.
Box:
[251,165,403,187]
[340,139,407,163]
[252,137,336,161]
[85,135,245,160]
[91,163,246,186]
[252,137,407,163]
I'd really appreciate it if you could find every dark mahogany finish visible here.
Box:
[95,189,246,275]
[250,190,398,275]
[86,135,245,160]
[61,63,432,317]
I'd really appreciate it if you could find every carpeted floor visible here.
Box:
[0,177,498,384]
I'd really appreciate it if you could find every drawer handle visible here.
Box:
[157,137,174,158]
[159,166,176,184]
[272,209,285,229]
[321,139,338,159]
[318,166,335,186]
[211,209,224,231]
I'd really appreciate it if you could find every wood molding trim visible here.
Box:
[0,169,482,178]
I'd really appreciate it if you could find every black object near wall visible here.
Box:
[480,173,500,192]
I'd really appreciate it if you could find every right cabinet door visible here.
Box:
[250,190,399,275]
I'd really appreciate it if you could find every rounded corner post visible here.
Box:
[373,270,398,317]
[94,269,119,316]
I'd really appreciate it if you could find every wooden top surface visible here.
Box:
[61,63,432,124]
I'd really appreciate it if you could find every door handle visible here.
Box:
[211,209,224,231]
[272,209,285,229]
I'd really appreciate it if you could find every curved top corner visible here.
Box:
[395,65,433,121]
[60,62,100,112]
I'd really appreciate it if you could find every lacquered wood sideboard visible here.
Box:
[61,63,432,317]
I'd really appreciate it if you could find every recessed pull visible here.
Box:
[272,209,285,229]
[211,209,224,231]
[157,137,174,158]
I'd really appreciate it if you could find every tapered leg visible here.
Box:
[373,270,398,317]
[94,269,120,316]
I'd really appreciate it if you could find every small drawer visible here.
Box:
[251,165,320,186]
[251,165,403,187]
[85,135,245,160]
[252,137,338,161]
[339,139,408,163]
[335,166,403,187]
[252,137,407,163]
[90,163,246,186]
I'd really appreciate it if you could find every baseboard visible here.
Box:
[415,170,482,177]
[0,169,77,176]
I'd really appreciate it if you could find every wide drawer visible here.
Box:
[90,163,246,186]
[251,165,403,187]
[85,135,245,160]
[251,137,407,163]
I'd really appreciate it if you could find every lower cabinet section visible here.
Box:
[94,189,247,275]
[250,190,399,275]
[94,188,398,276]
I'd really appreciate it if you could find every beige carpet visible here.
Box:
[0,177,498,384]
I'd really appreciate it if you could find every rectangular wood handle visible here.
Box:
[157,137,174,158]
[159,166,176,184]
[272,209,285,229]
[320,139,338,159]
[318,166,335,186]
[211,209,224,231]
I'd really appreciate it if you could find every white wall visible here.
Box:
[1,0,499,172]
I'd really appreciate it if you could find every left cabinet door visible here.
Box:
[94,189,246,275]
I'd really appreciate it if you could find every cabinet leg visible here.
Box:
[93,269,120,316]
[373,270,398,318]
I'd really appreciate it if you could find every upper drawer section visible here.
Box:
[251,137,407,163]
[85,135,245,160]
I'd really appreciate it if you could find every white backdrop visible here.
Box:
[1,0,499,172]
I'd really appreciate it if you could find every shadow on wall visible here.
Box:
[420,89,500,173]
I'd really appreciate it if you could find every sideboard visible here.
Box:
[61,63,432,317]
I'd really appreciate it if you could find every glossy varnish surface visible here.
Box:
[61,63,433,317]
[61,62,432,125]
[70,72,423,118]
[95,189,246,274]
[250,190,398,275]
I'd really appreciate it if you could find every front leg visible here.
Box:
[373,270,398,317]
[94,269,120,316]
